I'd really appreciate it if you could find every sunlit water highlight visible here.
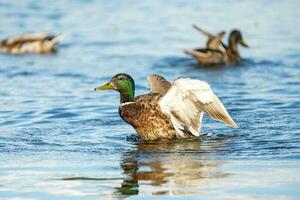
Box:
[1,0,300,199]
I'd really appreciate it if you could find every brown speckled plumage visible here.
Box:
[119,93,190,140]
[147,74,171,95]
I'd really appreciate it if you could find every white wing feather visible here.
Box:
[159,77,237,137]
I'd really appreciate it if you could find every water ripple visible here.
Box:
[0,0,300,199]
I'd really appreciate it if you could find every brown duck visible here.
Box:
[0,32,64,54]
[185,25,249,65]
[95,73,238,141]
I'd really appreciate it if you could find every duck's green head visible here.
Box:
[95,73,135,103]
[229,30,249,49]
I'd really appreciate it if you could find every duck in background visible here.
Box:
[185,25,249,65]
[95,73,237,141]
[0,32,65,54]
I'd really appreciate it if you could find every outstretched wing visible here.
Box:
[192,25,226,53]
[147,74,171,96]
[207,31,226,53]
[159,77,237,137]
[193,24,214,38]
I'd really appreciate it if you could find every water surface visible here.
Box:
[1,0,300,199]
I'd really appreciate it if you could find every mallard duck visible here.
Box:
[185,26,249,65]
[94,73,238,140]
[0,32,64,54]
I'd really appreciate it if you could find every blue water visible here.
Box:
[1,0,300,199]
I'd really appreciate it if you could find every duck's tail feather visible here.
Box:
[49,33,66,46]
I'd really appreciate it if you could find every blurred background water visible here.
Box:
[0,0,300,199]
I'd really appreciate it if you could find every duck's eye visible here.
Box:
[118,77,124,81]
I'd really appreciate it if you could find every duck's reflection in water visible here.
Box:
[115,138,231,197]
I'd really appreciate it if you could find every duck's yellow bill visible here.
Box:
[94,82,114,91]
[240,39,249,48]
